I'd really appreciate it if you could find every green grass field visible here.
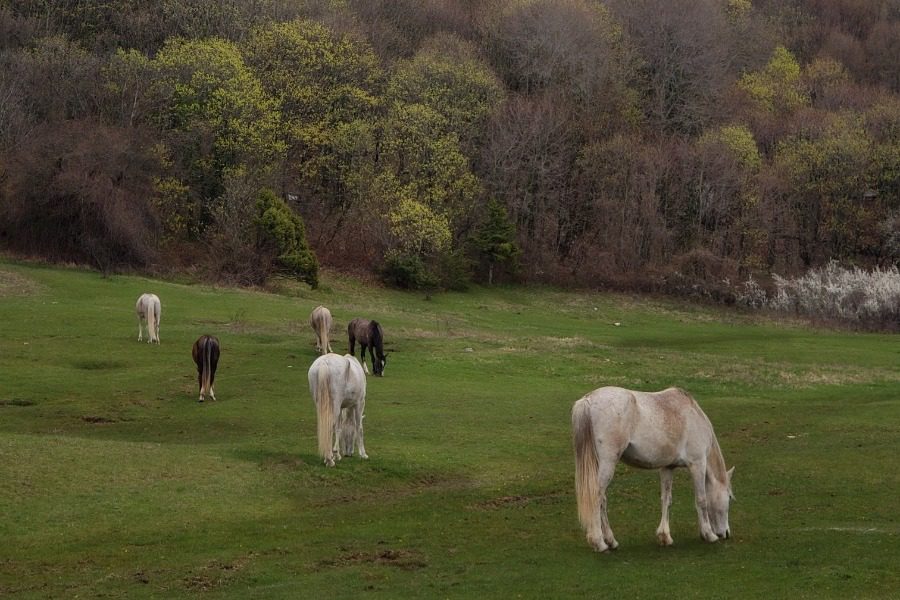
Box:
[1,260,898,598]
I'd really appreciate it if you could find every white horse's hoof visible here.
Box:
[325,458,335,467]
[702,531,719,543]
[657,532,673,546]
[360,453,369,459]
[607,539,619,550]
[588,536,609,553]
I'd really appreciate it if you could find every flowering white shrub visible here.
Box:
[735,275,768,309]
[758,261,900,326]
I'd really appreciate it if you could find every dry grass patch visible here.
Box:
[0,269,45,297]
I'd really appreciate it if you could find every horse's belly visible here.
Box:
[620,443,685,470]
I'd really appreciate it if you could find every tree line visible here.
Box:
[1,0,897,295]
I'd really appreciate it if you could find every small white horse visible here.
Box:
[135,293,161,344]
[572,386,734,552]
[308,353,368,467]
[309,305,333,354]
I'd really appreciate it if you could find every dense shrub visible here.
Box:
[0,120,160,274]
[255,189,319,289]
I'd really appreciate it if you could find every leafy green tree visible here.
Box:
[255,189,318,288]
[150,37,283,236]
[385,33,504,150]
[738,46,809,113]
[243,19,382,231]
[775,114,880,264]
[472,198,520,284]
[376,102,482,223]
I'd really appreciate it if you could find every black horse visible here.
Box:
[191,335,220,402]
[348,318,387,376]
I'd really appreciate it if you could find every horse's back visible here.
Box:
[308,353,366,404]
[192,334,220,366]
[348,317,368,337]
[579,386,711,467]
[311,305,331,324]
[136,293,160,314]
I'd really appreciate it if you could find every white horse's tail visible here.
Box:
[573,398,600,535]
[314,364,334,460]
[316,316,330,355]
[146,298,158,343]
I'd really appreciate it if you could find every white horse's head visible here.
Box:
[709,466,735,539]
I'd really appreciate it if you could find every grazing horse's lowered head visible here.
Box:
[192,335,220,402]
[572,386,734,552]
[308,353,368,467]
[348,318,387,376]
[309,305,334,354]
[135,293,161,344]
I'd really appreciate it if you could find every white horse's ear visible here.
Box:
[726,467,736,499]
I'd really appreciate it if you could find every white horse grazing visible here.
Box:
[572,386,734,552]
[135,293,161,344]
[309,305,333,354]
[308,353,368,467]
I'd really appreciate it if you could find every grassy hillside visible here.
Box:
[1,261,898,598]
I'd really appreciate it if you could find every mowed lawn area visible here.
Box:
[1,260,898,598]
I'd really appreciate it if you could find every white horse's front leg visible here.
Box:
[689,462,719,543]
[656,467,675,546]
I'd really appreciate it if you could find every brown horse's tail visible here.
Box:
[201,337,213,398]
[314,363,334,461]
[573,398,600,536]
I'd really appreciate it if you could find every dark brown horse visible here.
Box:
[348,318,387,376]
[191,335,220,402]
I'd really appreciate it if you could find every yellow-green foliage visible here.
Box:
[388,198,452,256]
[775,114,880,256]
[701,124,762,171]
[738,46,809,112]
[243,19,381,124]
[152,37,284,171]
[386,34,504,146]
[377,103,482,223]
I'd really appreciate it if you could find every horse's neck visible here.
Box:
[706,435,727,485]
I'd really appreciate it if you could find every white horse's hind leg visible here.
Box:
[137,314,143,342]
[656,467,675,546]
[355,410,368,459]
[588,451,619,552]
[332,410,343,462]
[689,461,719,543]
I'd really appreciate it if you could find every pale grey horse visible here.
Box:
[572,386,734,551]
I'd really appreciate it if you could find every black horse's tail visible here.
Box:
[195,335,220,400]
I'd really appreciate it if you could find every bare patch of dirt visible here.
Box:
[470,490,566,511]
[260,456,306,471]
[317,549,427,571]
[183,554,256,592]
[0,399,35,407]
[80,415,117,424]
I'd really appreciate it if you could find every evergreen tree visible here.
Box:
[473,198,520,285]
